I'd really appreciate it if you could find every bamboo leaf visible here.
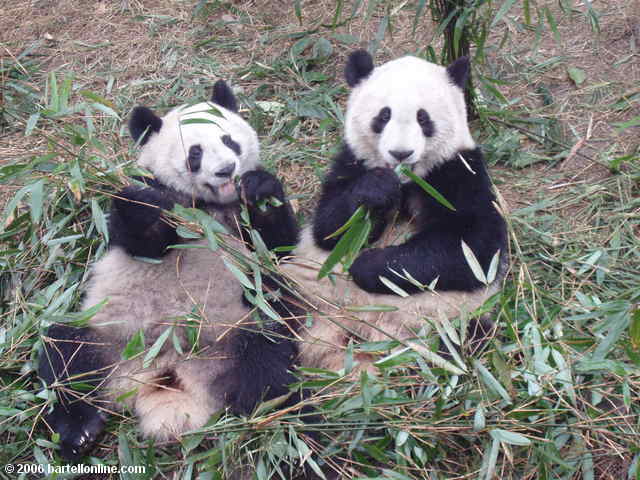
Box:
[399,165,456,211]
[486,249,501,284]
[491,0,518,27]
[324,205,366,240]
[407,341,466,375]
[143,326,173,368]
[379,276,409,298]
[222,257,254,290]
[474,359,512,404]
[461,239,488,284]
[122,329,145,360]
[490,429,532,446]
[91,198,109,243]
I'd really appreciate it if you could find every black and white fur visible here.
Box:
[38,81,300,460]
[280,51,507,371]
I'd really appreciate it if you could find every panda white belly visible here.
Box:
[280,226,500,371]
[83,234,249,439]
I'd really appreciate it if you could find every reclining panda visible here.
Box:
[38,81,301,459]
[280,50,508,371]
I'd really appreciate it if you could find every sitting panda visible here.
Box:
[38,80,301,460]
[279,50,508,371]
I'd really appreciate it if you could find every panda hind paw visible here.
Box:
[46,402,107,460]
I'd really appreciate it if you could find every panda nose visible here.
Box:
[215,162,236,178]
[389,150,414,162]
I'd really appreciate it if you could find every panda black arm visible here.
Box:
[240,170,299,254]
[109,185,179,258]
[313,145,401,250]
[349,148,507,293]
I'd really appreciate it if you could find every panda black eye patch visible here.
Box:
[187,144,203,172]
[417,108,435,137]
[371,107,391,134]
[221,135,241,156]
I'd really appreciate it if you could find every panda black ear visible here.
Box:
[446,56,470,90]
[211,80,238,112]
[344,49,374,87]
[129,106,162,146]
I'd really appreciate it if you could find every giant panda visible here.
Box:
[279,50,508,371]
[38,80,301,460]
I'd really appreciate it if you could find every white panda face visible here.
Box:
[130,87,259,204]
[344,55,476,182]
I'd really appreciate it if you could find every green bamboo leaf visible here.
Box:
[293,0,302,24]
[318,211,370,279]
[407,341,466,375]
[25,112,40,136]
[491,0,518,27]
[343,214,371,269]
[486,249,501,284]
[479,437,500,480]
[91,198,109,243]
[411,0,427,35]
[48,72,59,112]
[29,179,45,224]
[629,308,640,350]
[379,276,409,298]
[369,15,388,55]
[567,66,586,86]
[474,359,512,404]
[122,329,145,360]
[143,326,173,368]
[461,239,488,284]
[474,403,485,432]
[490,429,532,446]
[222,257,254,290]
[613,115,640,131]
[79,90,117,108]
[324,205,366,240]
[544,6,561,44]
[59,75,73,111]
[399,165,456,211]
[180,118,217,125]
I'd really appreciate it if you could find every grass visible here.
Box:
[1,0,639,479]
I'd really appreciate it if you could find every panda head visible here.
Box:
[129,80,259,204]
[344,50,476,181]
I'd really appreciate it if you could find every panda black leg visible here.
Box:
[221,320,299,415]
[39,324,112,459]
[45,401,107,460]
[109,186,178,258]
[239,170,299,254]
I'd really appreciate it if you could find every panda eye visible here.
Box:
[221,135,241,156]
[187,145,202,172]
[416,108,435,137]
[371,107,391,134]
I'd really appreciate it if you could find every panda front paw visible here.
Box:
[349,248,393,293]
[240,170,286,212]
[46,402,107,460]
[113,186,174,227]
[110,186,178,257]
[349,167,401,213]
